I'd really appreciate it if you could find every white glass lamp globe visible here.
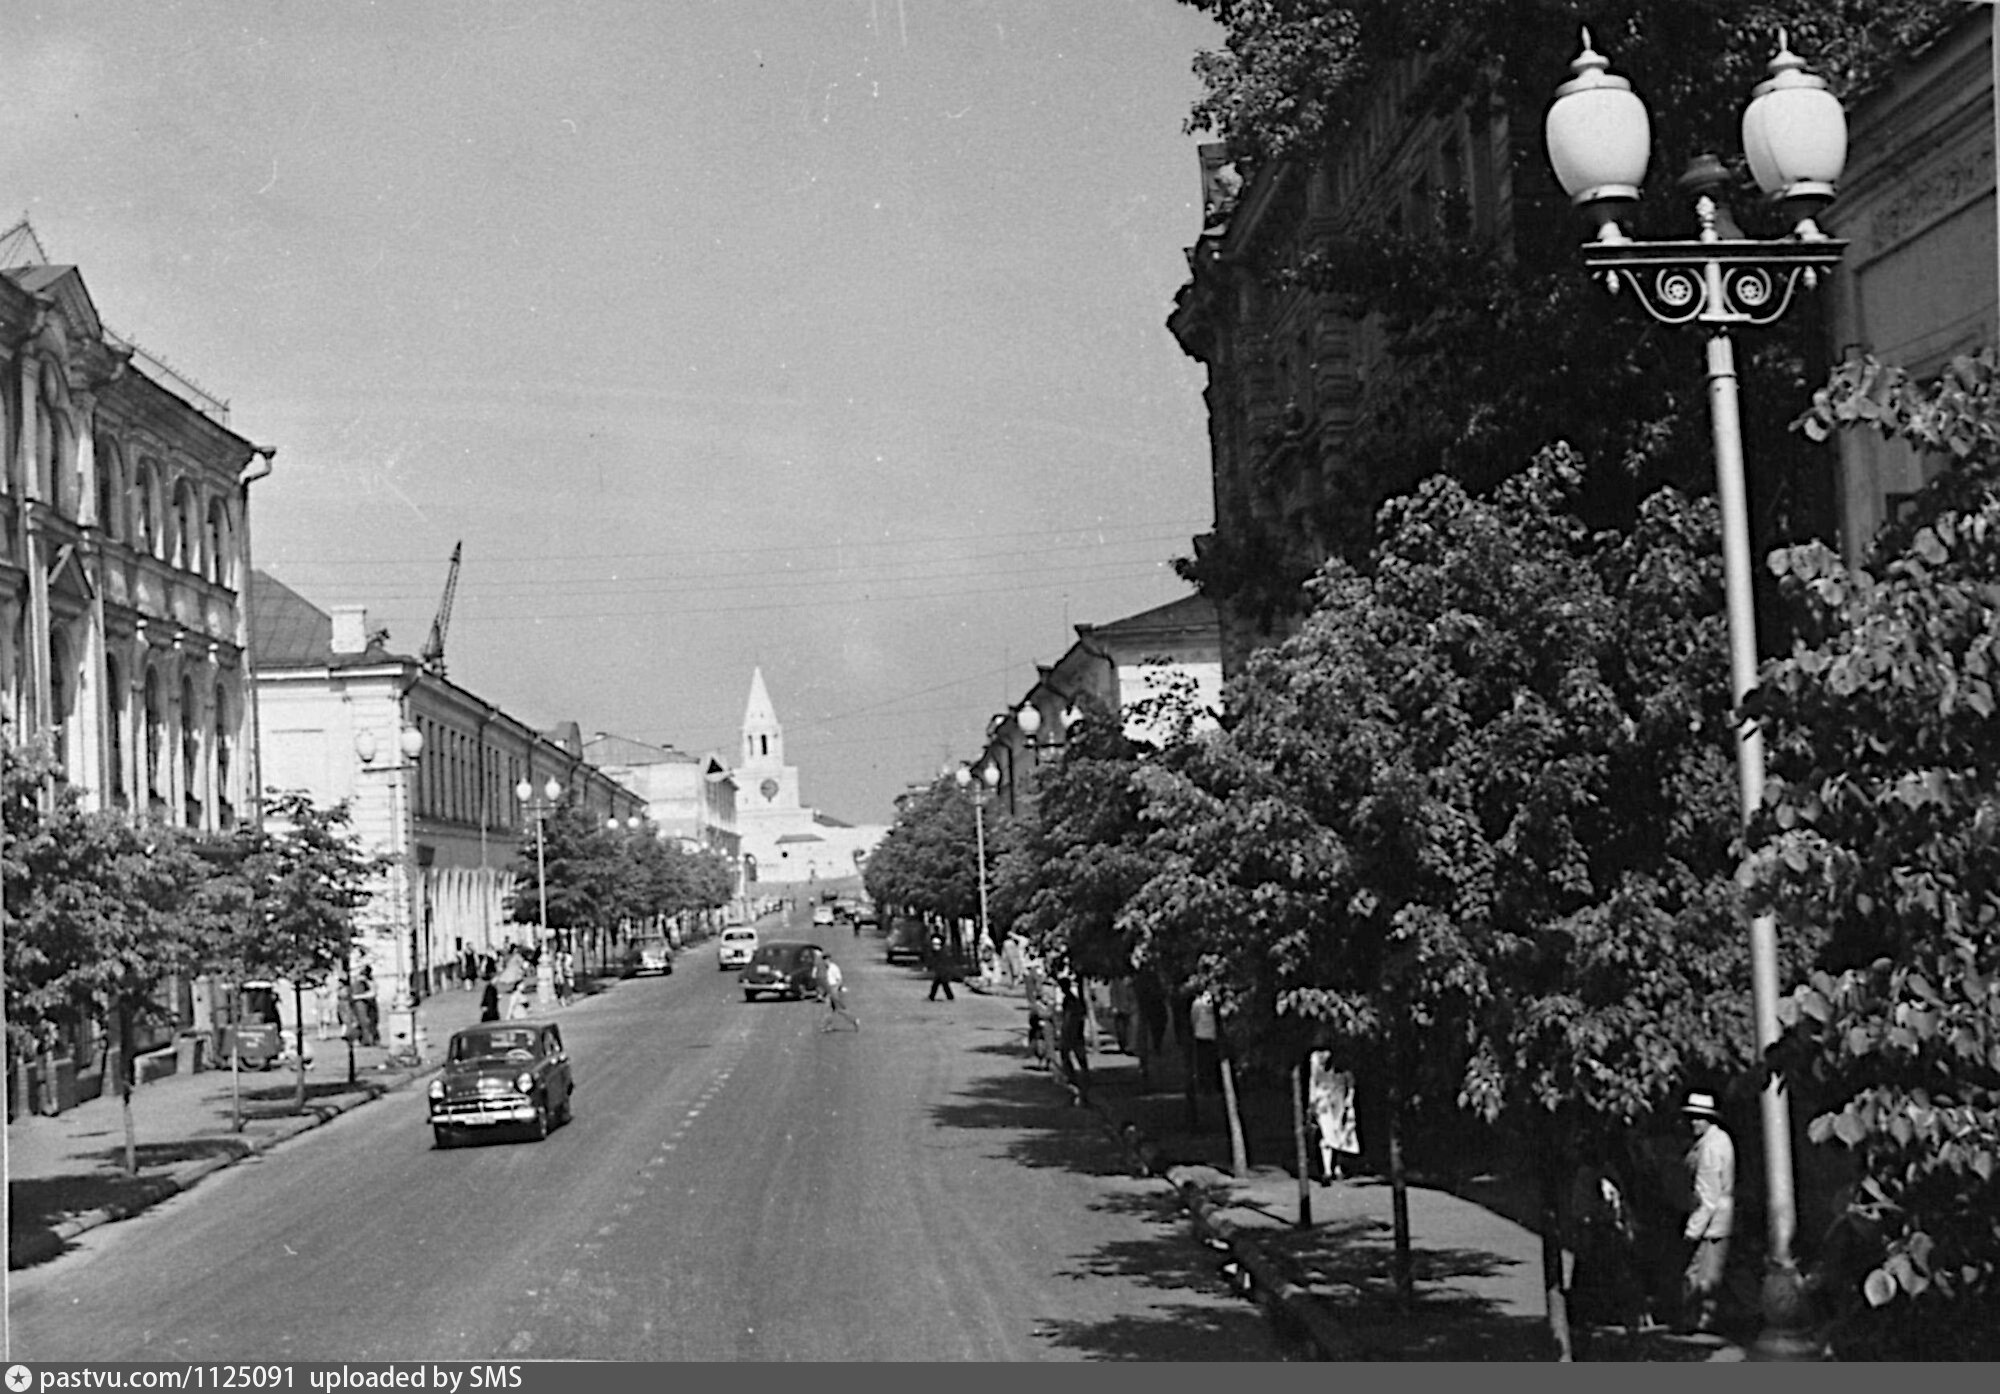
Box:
[1016,704,1043,737]
[1545,31,1651,208]
[1742,33,1846,204]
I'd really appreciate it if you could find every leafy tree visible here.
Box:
[1130,452,1761,1348]
[4,735,230,1174]
[507,800,617,940]
[863,774,984,930]
[1748,352,2000,1358]
[219,789,388,1105]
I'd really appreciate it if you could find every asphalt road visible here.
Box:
[8,912,1281,1362]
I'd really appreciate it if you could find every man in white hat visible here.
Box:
[1681,1090,1735,1333]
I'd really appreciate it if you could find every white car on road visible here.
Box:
[717,927,758,970]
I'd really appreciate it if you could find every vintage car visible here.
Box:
[739,941,826,1002]
[428,1021,574,1147]
[717,926,758,970]
[624,934,674,976]
[884,918,927,965]
[811,903,837,926]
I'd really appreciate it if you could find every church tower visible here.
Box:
[737,666,799,813]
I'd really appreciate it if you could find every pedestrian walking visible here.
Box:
[351,967,380,1046]
[819,956,858,1031]
[926,931,956,1002]
[507,974,533,1021]
[460,945,478,991]
[1680,1090,1735,1334]
[479,974,501,1023]
[1057,978,1091,1102]
[1190,990,1220,1094]
[1309,1050,1359,1180]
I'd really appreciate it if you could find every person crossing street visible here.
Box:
[820,955,858,1032]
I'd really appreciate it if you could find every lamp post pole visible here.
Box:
[955,762,998,970]
[1546,30,1848,1359]
[516,776,562,1008]
[357,721,426,1064]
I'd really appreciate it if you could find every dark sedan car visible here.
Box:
[740,941,826,1002]
[428,1021,574,1147]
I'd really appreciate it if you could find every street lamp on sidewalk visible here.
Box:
[954,760,999,974]
[356,721,426,1064]
[1545,28,1848,1360]
[516,776,564,1007]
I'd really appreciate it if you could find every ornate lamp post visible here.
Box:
[954,760,999,970]
[515,776,562,1006]
[356,721,426,1063]
[1545,29,1848,1359]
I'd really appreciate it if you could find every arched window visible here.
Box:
[206,498,231,585]
[172,479,200,574]
[213,684,234,829]
[48,633,72,780]
[105,656,127,809]
[135,461,163,558]
[144,668,166,819]
[180,674,202,827]
[96,440,123,540]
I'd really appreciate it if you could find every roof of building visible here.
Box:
[247,570,335,668]
[1079,592,1217,643]
[585,733,696,768]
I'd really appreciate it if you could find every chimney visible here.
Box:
[330,605,369,656]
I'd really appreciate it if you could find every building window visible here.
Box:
[181,675,202,828]
[106,657,127,808]
[214,684,233,829]
[144,669,166,820]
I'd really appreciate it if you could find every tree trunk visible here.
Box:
[292,979,309,1114]
[1183,1006,1200,1134]
[1292,1058,1313,1229]
[1219,1047,1248,1177]
[1388,1032,1413,1310]
[1540,1138,1576,1362]
[118,1003,137,1177]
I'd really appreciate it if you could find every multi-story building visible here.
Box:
[1168,46,1544,676]
[581,731,744,900]
[1171,18,1996,681]
[981,593,1221,816]
[250,572,645,1054]
[1824,12,1998,557]
[3,222,265,828]
[4,224,270,1112]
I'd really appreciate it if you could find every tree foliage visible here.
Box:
[1750,353,2000,1357]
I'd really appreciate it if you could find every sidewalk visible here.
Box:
[964,975,1747,1362]
[6,973,593,1271]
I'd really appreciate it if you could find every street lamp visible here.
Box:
[355,721,425,1064]
[515,776,562,1007]
[1546,29,1847,1360]
[954,760,999,976]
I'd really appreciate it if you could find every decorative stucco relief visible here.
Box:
[1864,149,1995,261]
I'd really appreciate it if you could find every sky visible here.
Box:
[3,0,1222,826]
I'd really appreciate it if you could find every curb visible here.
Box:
[1050,1067,1359,1361]
[7,1070,423,1271]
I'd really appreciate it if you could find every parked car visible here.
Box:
[718,926,759,970]
[428,1021,574,1147]
[739,941,827,1001]
[811,903,837,926]
[624,934,674,976]
[885,918,927,965]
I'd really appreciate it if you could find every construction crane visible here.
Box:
[420,542,462,677]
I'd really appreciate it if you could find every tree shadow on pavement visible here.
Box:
[207,1078,384,1119]
[1035,1303,1295,1361]
[929,1075,1139,1179]
[8,1136,253,1257]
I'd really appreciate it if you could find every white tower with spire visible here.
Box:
[737,666,800,813]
